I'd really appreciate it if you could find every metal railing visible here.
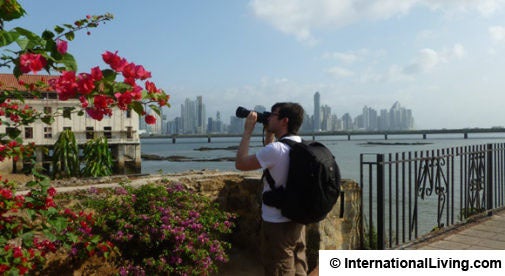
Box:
[360,143,505,249]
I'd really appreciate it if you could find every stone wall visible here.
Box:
[177,172,363,270]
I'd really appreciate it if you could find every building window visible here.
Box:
[43,106,52,114]
[126,109,131,118]
[63,107,73,119]
[63,127,71,131]
[126,126,133,139]
[104,126,112,139]
[44,127,52,138]
[25,127,33,139]
[86,127,94,139]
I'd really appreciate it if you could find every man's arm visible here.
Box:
[235,112,262,171]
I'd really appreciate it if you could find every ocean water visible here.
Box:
[140,134,505,182]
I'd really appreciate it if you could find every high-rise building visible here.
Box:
[180,96,207,134]
[321,104,331,131]
[314,91,321,132]
[196,96,206,134]
[342,113,353,130]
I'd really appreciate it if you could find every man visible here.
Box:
[235,102,307,276]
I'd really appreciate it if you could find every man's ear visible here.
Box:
[281,117,289,126]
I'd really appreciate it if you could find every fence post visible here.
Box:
[486,144,493,214]
[377,154,385,249]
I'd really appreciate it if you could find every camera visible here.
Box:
[235,106,271,124]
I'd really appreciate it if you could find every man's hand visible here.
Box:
[236,111,261,171]
[244,111,257,134]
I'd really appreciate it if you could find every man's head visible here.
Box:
[269,102,304,135]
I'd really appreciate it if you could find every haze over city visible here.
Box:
[7,1,505,129]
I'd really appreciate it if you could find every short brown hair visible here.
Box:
[271,102,304,134]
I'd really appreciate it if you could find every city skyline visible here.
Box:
[156,93,415,135]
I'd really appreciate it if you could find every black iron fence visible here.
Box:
[360,143,505,249]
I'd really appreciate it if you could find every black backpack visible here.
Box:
[262,139,341,224]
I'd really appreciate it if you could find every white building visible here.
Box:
[0,74,142,174]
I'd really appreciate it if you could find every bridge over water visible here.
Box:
[142,128,505,143]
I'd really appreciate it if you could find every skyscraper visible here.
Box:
[314,91,321,132]
[196,96,206,134]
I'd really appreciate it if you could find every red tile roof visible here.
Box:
[0,73,57,92]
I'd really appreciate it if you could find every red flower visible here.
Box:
[102,51,127,72]
[76,73,95,95]
[115,92,133,110]
[13,247,23,258]
[91,66,103,81]
[86,108,104,121]
[79,96,89,108]
[145,114,156,125]
[49,71,78,100]
[56,39,68,54]
[145,81,157,93]
[47,187,56,197]
[19,53,47,74]
[135,65,151,80]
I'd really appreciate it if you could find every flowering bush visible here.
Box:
[86,182,236,275]
[1,0,170,274]
[0,174,115,274]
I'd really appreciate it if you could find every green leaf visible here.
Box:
[63,107,74,119]
[59,53,77,71]
[54,25,64,34]
[6,127,21,139]
[149,104,161,116]
[13,27,41,41]
[64,31,75,41]
[41,115,55,125]
[131,101,144,115]
[101,69,117,82]
[0,30,20,47]
[41,30,55,40]
[66,232,79,243]
[50,217,69,233]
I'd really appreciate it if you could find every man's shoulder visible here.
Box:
[279,135,302,143]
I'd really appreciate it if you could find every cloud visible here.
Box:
[489,25,505,41]
[323,51,360,64]
[249,0,505,43]
[401,44,465,75]
[326,66,355,78]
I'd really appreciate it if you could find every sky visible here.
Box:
[7,0,505,129]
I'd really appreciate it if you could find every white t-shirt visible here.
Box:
[255,135,302,223]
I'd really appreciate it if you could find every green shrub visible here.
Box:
[86,182,236,275]
[81,136,112,177]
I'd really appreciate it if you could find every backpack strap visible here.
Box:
[262,169,276,191]
[262,138,301,190]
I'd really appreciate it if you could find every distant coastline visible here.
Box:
[360,141,432,146]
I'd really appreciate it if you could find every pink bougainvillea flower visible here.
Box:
[121,63,137,79]
[79,96,89,108]
[115,92,133,110]
[102,51,127,72]
[49,71,78,100]
[56,39,68,55]
[145,114,156,125]
[93,95,113,109]
[76,73,95,95]
[135,65,151,80]
[90,66,103,81]
[19,53,47,74]
[86,107,104,121]
[145,81,157,93]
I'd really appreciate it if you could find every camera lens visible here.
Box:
[236,106,251,118]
